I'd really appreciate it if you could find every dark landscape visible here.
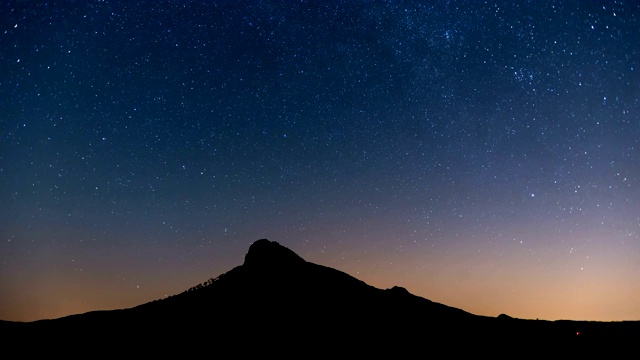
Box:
[2,239,638,354]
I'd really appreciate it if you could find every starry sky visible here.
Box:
[1,0,639,322]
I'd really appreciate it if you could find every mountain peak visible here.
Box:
[243,239,306,269]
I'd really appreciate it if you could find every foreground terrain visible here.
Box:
[2,239,638,354]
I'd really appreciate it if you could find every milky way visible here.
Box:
[1,1,639,322]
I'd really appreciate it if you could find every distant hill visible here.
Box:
[2,239,638,355]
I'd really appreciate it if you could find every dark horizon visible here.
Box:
[2,238,638,324]
[3,239,639,358]
[2,1,639,323]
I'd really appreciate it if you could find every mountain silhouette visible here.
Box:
[2,239,639,355]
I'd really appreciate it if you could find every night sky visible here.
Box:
[2,0,639,322]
